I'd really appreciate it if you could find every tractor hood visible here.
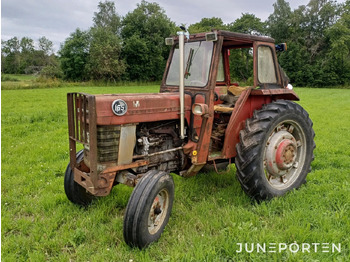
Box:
[95,93,192,125]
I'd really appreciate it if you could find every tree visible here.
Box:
[19,37,35,73]
[1,36,58,75]
[188,17,226,34]
[93,0,121,35]
[35,36,57,74]
[303,0,340,60]
[59,28,90,81]
[122,34,150,80]
[121,0,176,81]
[324,0,350,84]
[38,36,54,56]
[267,0,293,42]
[267,0,345,86]
[1,37,21,73]
[87,27,126,81]
[20,37,35,53]
[228,13,266,35]
[86,1,125,81]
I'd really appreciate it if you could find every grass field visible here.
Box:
[1,74,39,81]
[1,85,350,261]
[1,74,61,90]
[0,74,161,91]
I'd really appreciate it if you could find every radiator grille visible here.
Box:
[68,93,120,169]
[96,125,120,162]
[84,125,120,165]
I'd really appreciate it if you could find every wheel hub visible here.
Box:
[150,197,163,226]
[265,130,297,177]
[276,139,297,169]
[148,190,169,235]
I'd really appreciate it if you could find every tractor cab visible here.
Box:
[161,30,296,167]
[161,30,289,92]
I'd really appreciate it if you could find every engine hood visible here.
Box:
[95,92,192,125]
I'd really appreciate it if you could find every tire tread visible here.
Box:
[235,100,315,201]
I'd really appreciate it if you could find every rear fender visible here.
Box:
[222,88,299,158]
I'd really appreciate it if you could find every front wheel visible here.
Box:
[235,100,315,201]
[123,170,174,249]
[64,150,94,206]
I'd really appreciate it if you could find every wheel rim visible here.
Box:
[148,189,169,235]
[263,120,307,190]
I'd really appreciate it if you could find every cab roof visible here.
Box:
[175,30,275,48]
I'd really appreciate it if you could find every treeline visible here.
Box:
[269,0,350,86]
[1,36,58,76]
[2,0,349,86]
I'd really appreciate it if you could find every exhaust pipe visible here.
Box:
[177,30,187,139]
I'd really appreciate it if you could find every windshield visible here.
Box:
[166,41,214,87]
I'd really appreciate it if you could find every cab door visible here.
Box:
[254,42,283,89]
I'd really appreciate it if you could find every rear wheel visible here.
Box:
[123,170,174,249]
[235,100,315,200]
[64,150,94,206]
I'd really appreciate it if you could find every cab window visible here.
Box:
[166,41,214,88]
[258,46,277,84]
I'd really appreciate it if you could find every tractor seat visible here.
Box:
[214,85,251,113]
[214,104,234,113]
[227,85,251,96]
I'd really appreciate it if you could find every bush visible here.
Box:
[39,65,63,79]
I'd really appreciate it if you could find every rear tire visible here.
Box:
[123,170,174,249]
[64,150,94,206]
[235,100,315,201]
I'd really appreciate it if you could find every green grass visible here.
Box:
[2,86,350,261]
[1,74,38,82]
[1,74,161,90]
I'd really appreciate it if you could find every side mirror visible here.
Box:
[275,43,287,52]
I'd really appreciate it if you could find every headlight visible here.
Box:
[192,103,209,116]
[193,105,203,115]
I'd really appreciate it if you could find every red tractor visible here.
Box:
[65,30,315,248]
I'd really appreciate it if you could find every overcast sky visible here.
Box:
[1,0,346,52]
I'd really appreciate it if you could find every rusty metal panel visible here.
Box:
[219,30,275,44]
[67,92,99,190]
[74,168,96,194]
[67,93,77,168]
[117,124,136,165]
[94,93,192,126]
[221,89,299,159]
[102,160,148,174]
[87,95,98,186]
[66,93,97,192]
[251,89,299,100]
[180,163,205,177]
[67,93,91,145]
[195,36,224,164]
[222,89,266,158]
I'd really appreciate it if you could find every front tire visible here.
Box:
[235,100,315,200]
[64,150,94,206]
[123,170,174,249]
